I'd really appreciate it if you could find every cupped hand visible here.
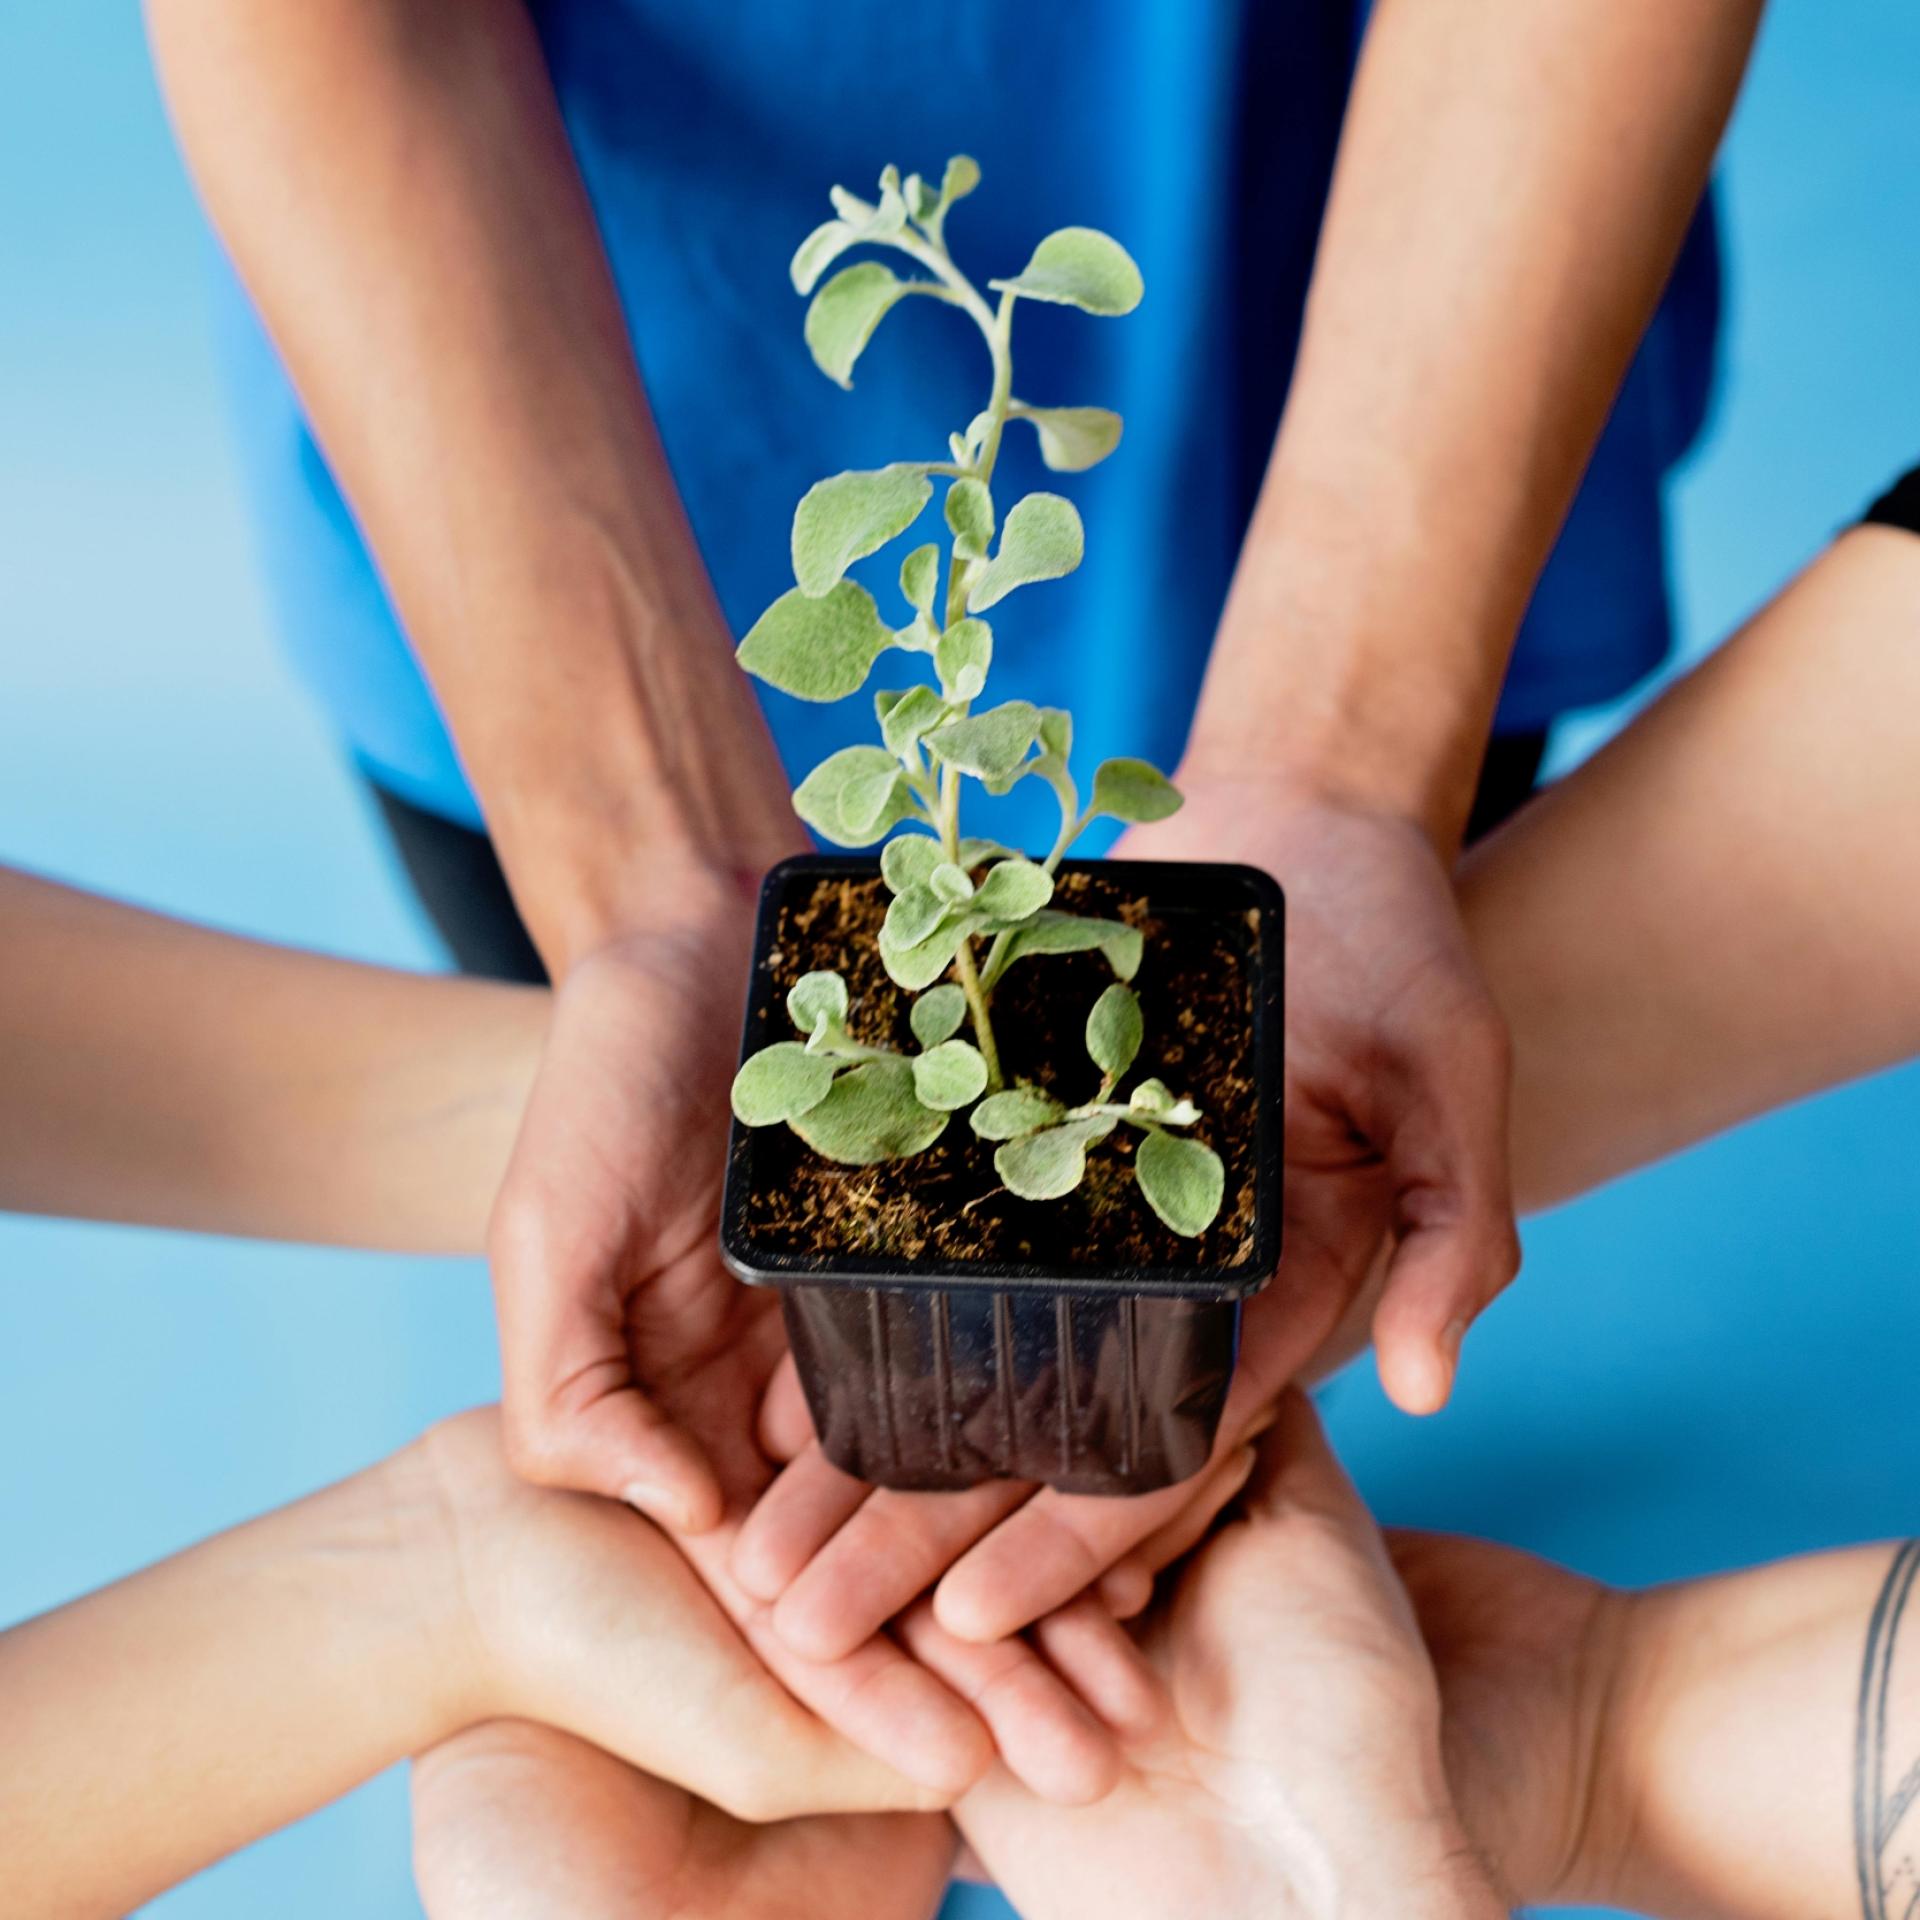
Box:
[957,1392,1503,1920]
[412,1719,955,1920]
[731,772,1518,1657]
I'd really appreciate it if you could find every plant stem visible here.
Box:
[936,759,1004,1089]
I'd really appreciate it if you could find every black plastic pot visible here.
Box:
[721,854,1283,1496]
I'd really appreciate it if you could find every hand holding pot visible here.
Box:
[956,1392,1505,1920]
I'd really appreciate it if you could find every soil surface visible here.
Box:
[734,867,1264,1272]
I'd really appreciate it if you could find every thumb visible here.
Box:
[1370,1201,1519,1417]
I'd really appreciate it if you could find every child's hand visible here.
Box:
[412,1720,955,1920]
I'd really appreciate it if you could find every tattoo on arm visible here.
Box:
[1856,1539,1920,1919]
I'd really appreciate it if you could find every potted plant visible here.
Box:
[721,160,1282,1495]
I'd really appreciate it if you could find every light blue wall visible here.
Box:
[1,7,1916,1917]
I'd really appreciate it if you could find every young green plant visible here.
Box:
[729,159,1226,1237]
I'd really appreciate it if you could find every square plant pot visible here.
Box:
[721,853,1283,1496]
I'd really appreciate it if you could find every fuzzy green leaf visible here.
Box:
[970,1086,1067,1140]
[793,745,916,846]
[878,913,971,991]
[881,832,942,893]
[877,684,946,757]
[884,880,952,950]
[925,699,1041,781]
[989,227,1143,316]
[1037,707,1073,761]
[1010,403,1124,472]
[971,856,1053,924]
[930,862,975,905]
[790,1056,948,1165]
[941,154,981,207]
[899,543,940,619]
[1134,1129,1225,1236]
[1086,982,1143,1079]
[787,970,849,1038]
[935,618,992,701]
[957,837,1011,869]
[792,466,933,598]
[967,493,1085,611]
[1091,757,1183,825]
[945,478,995,560]
[910,983,969,1048]
[994,910,1143,981]
[805,262,914,388]
[996,1115,1117,1201]
[912,1038,989,1111]
[1127,1078,1199,1126]
[791,219,862,296]
[738,581,893,702]
[731,1042,838,1127]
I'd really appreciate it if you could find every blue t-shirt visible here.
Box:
[213,0,1718,845]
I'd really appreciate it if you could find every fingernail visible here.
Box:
[622,1480,693,1532]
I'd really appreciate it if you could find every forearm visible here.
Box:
[0,1447,467,1917]
[0,868,544,1250]
[1558,1542,1916,1919]
[1189,0,1758,846]
[147,0,800,966]
[1464,528,1920,1211]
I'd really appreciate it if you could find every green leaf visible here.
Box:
[994,910,1143,981]
[945,478,995,560]
[884,880,952,950]
[899,543,940,618]
[731,1042,838,1127]
[970,1086,1066,1140]
[805,262,914,388]
[941,154,981,207]
[910,983,969,1048]
[1086,982,1143,1079]
[968,494,1085,611]
[793,745,916,846]
[1009,403,1124,472]
[1090,757,1183,825]
[925,699,1041,781]
[790,219,862,296]
[1134,1129,1225,1236]
[935,617,993,701]
[786,970,849,1038]
[989,227,1143,316]
[995,1115,1117,1201]
[877,684,946,757]
[790,1056,948,1165]
[792,467,933,598]
[1037,707,1073,761]
[738,581,893,702]
[904,172,937,223]
[829,173,907,241]
[881,832,942,893]
[1127,1078,1199,1126]
[971,856,1053,923]
[930,862,974,905]
[878,913,972,991]
[957,837,1011,868]
[912,1039,989,1111]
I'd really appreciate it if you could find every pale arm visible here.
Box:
[0,866,543,1251]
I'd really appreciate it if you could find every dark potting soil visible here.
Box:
[737,869,1260,1271]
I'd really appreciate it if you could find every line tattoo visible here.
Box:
[1855,1539,1920,1920]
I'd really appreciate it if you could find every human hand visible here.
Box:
[730,773,1518,1658]
[412,1720,954,1920]
[957,1392,1504,1920]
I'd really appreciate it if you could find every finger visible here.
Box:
[674,1524,991,1805]
[932,1433,1258,1645]
[1369,1028,1520,1417]
[1098,1558,1155,1621]
[490,1214,724,1532]
[730,1444,870,1602]
[1029,1596,1165,1740]
[897,1598,1122,1807]
[769,1478,1032,1663]
[1096,1444,1260,1609]
[757,1353,814,1464]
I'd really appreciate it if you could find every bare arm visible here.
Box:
[144,0,800,967]
[0,866,542,1251]
[1466,525,1920,1211]
[1191,0,1760,846]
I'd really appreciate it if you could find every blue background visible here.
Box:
[2,7,1916,1916]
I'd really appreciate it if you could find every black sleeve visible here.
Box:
[1860,466,1920,538]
